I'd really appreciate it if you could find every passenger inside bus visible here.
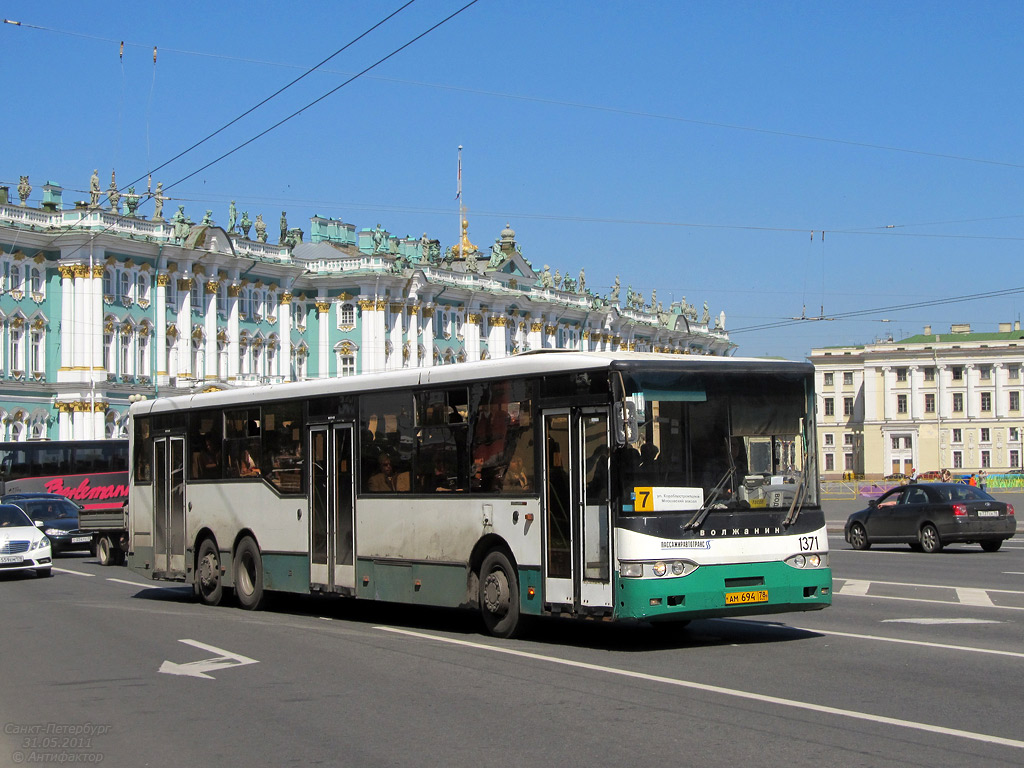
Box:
[367,452,409,492]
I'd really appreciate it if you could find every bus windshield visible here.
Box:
[617,369,817,513]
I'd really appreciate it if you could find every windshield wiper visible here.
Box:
[783,448,810,526]
[684,438,734,531]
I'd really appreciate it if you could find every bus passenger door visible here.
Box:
[309,425,355,592]
[542,409,613,613]
[152,435,187,577]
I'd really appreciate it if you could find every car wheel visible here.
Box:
[848,523,870,550]
[37,567,53,578]
[479,550,521,638]
[233,536,265,610]
[195,538,224,606]
[919,523,943,553]
[96,536,113,566]
[980,540,1003,552]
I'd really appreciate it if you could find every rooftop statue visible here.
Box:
[107,171,120,212]
[280,212,288,244]
[371,224,387,254]
[125,186,140,217]
[609,276,620,304]
[254,213,267,242]
[578,268,585,294]
[553,270,562,290]
[465,248,478,274]
[89,170,101,207]
[17,175,31,206]
[488,239,503,269]
[201,210,213,226]
[540,265,553,289]
[152,182,166,221]
[702,302,710,324]
[171,205,188,243]
[228,201,237,233]
[240,210,252,238]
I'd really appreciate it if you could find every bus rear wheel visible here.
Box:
[195,538,224,606]
[234,536,265,610]
[479,551,521,638]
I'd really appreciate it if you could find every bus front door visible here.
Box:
[309,425,355,593]
[152,435,187,578]
[542,409,613,613]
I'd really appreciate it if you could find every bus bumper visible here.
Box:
[614,561,832,622]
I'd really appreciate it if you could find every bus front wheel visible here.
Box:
[195,538,224,606]
[479,550,521,638]
[234,536,265,610]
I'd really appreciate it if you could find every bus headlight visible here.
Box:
[786,553,828,569]
[620,562,643,578]
[652,561,668,577]
[671,560,685,576]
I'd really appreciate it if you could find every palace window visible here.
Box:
[823,398,834,417]
[823,372,833,386]
[897,395,908,414]
[844,397,854,416]
[1010,391,1020,411]
[952,392,964,412]
[981,392,992,412]
[924,393,935,413]
[843,371,854,386]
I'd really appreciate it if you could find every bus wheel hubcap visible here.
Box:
[483,570,509,615]
[199,556,216,588]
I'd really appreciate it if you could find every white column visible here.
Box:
[58,267,74,378]
[177,276,193,379]
[228,284,240,381]
[57,406,71,440]
[488,311,507,359]
[317,297,331,378]
[994,363,1005,418]
[527,316,543,351]
[279,293,292,381]
[360,297,386,373]
[388,302,404,371]
[204,280,218,380]
[966,364,977,419]
[465,309,481,362]
[90,264,104,383]
[155,274,168,385]
[407,305,420,368]
[421,306,435,368]
[882,367,894,420]
[909,366,921,419]
[938,365,951,419]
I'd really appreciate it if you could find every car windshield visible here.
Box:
[17,499,79,519]
[617,370,817,514]
[0,505,33,527]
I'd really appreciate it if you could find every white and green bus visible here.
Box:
[126,351,830,637]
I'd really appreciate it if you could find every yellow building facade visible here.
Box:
[811,323,1024,479]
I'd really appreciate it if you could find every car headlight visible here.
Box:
[44,528,65,537]
[620,562,643,578]
[31,537,50,551]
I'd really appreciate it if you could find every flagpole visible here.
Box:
[456,145,462,256]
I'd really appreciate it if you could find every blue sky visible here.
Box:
[4,1,1023,360]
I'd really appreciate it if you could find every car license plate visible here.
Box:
[1,554,24,564]
[725,589,768,605]
[977,510,998,517]
[72,536,91,544]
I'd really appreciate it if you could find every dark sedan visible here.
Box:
[1,493,92,554]
[845,482,1016,553]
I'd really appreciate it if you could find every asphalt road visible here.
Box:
[1,531,1022,768]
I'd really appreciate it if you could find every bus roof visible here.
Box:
[131,351,813,417]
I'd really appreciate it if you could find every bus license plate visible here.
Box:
[725,589,768,605]
[1,555,24,564]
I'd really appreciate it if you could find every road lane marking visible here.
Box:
[107,577,181,589]
[836,592,1024,611]
[882,618,1001,625]
[956,588,995,607]
[53,567,94,577]
[377,626,1024,750]
[159,639,259,680]
[835,579,870,596]
[836,578,1024,596]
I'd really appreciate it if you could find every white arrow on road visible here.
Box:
[159,639,259,679]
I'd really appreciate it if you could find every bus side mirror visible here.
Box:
[613,401,638,446]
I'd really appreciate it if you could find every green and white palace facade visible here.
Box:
[0,174,731,441]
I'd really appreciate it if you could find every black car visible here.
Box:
[0,493,92,554]
[845,482,1016,553]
